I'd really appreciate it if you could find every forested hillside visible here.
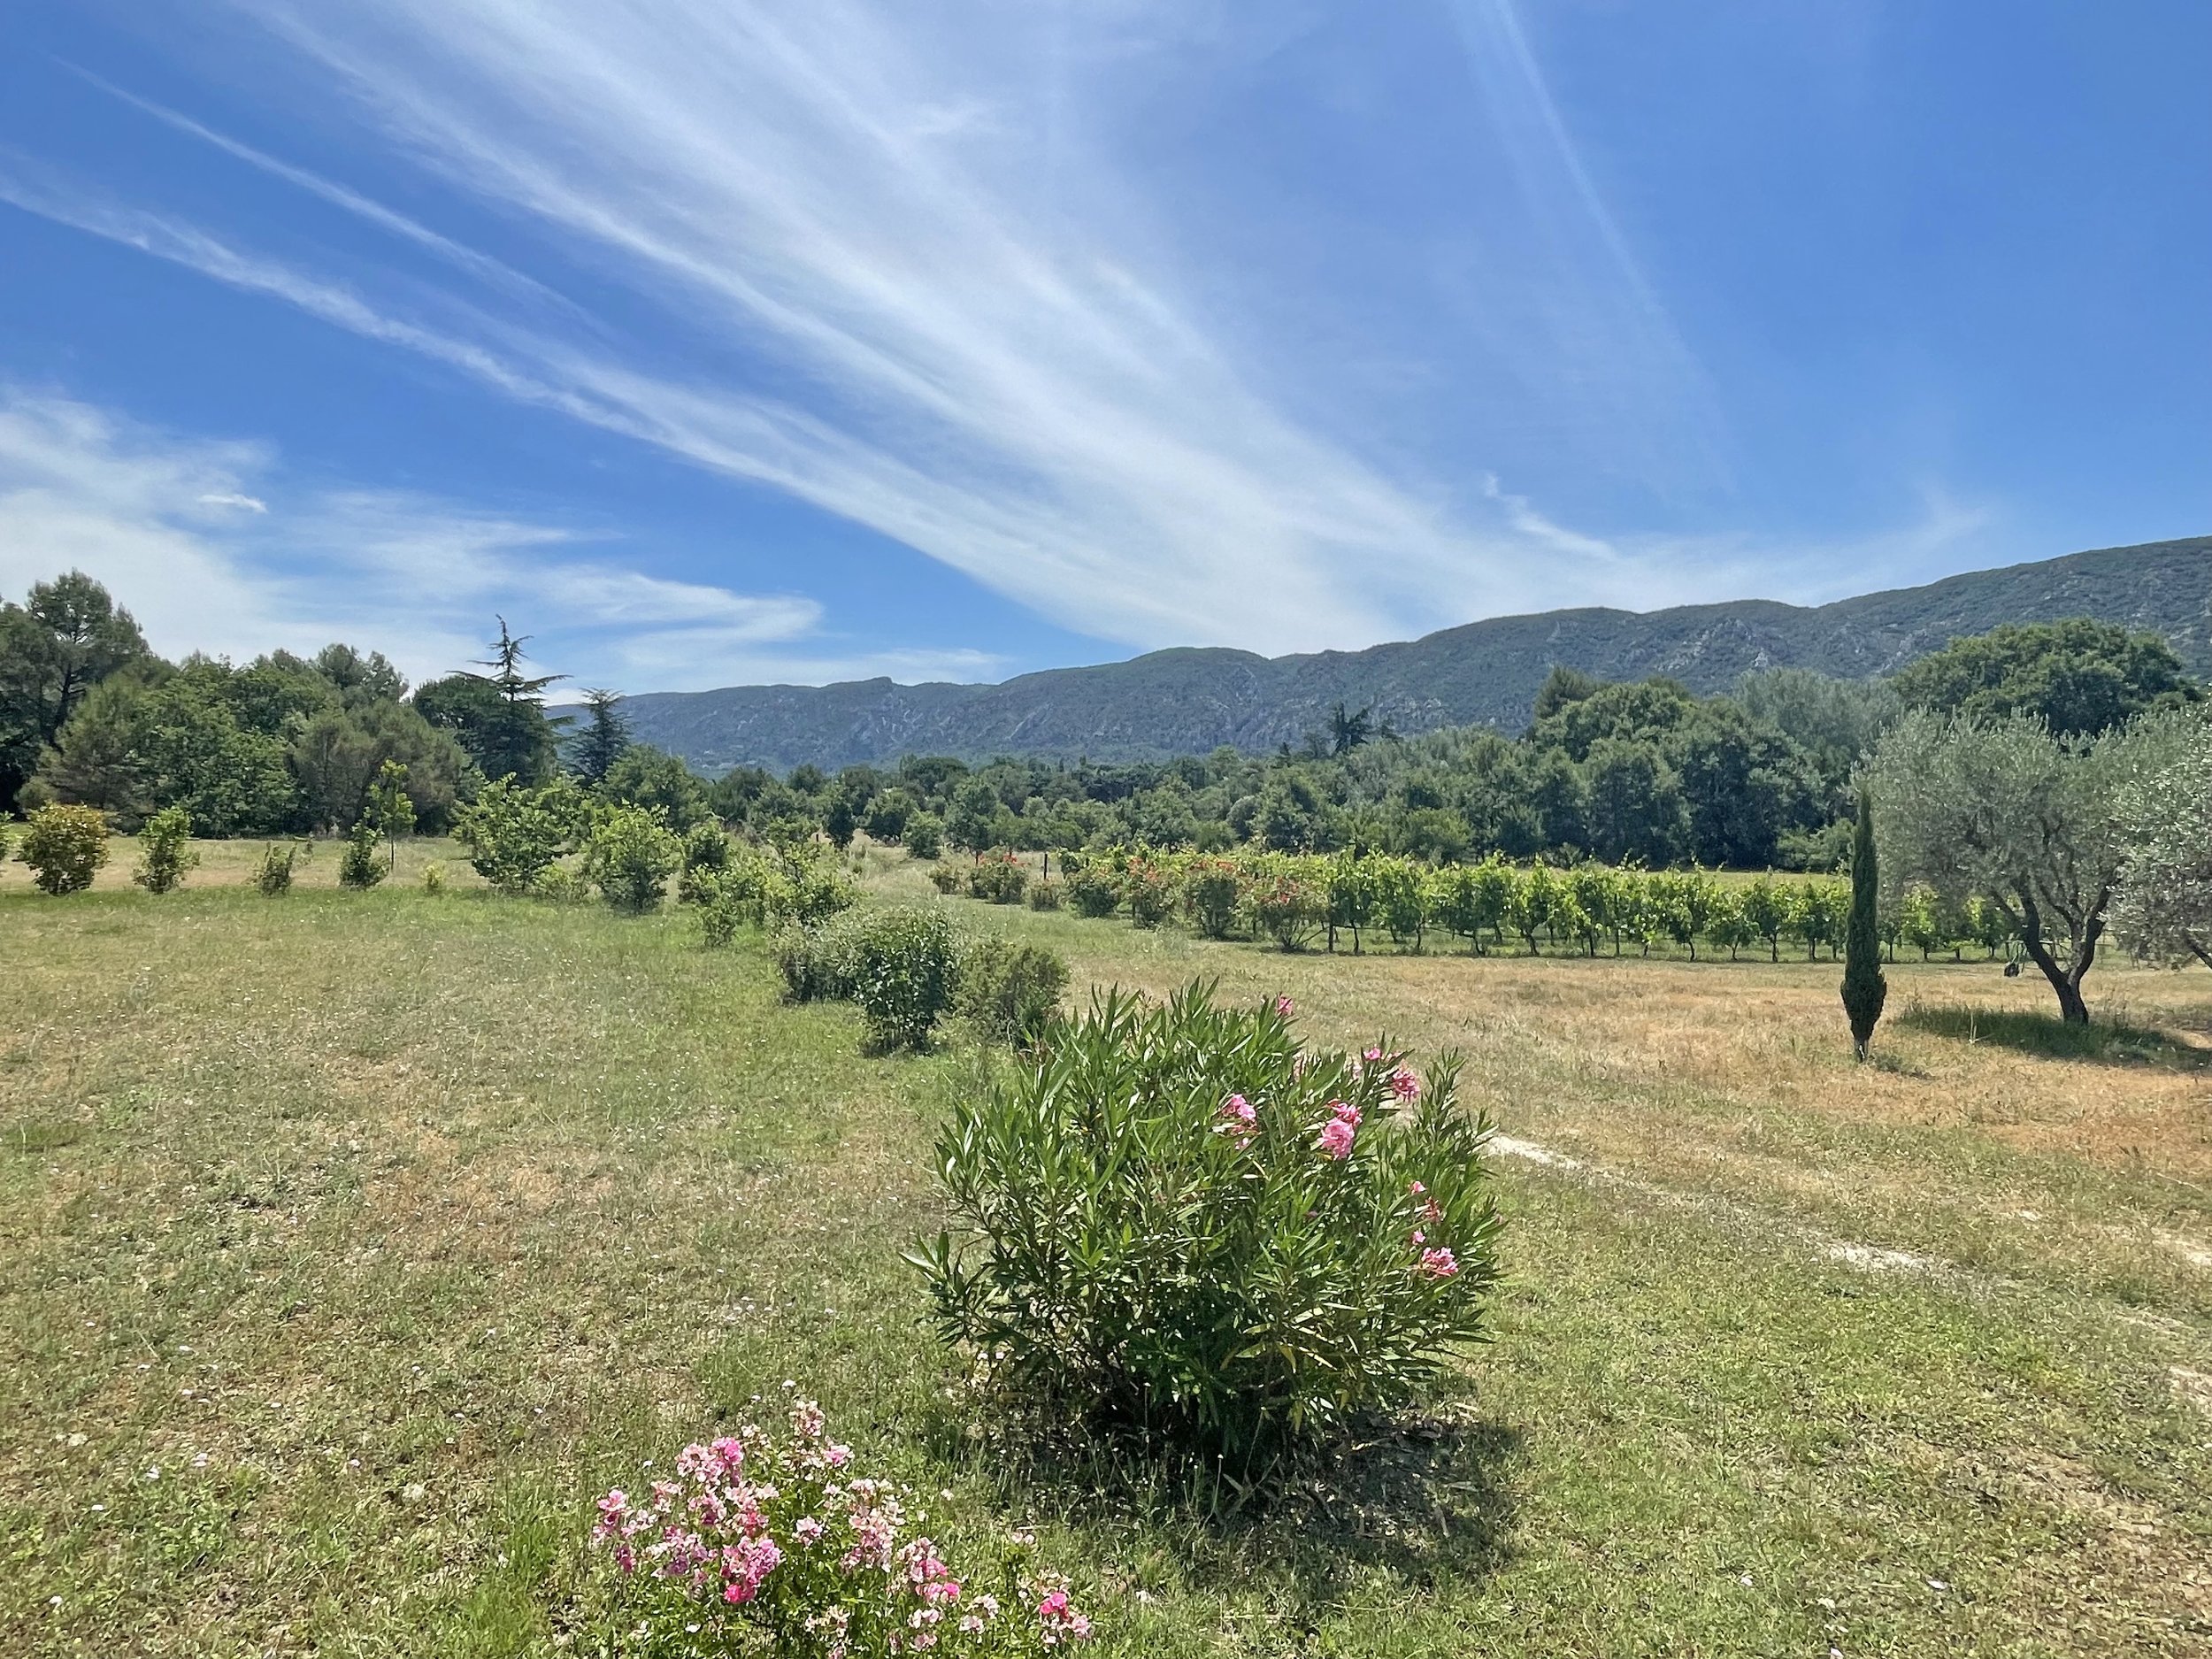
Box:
[613,536,2212,771]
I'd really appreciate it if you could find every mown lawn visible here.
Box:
[3,844,2208,1656]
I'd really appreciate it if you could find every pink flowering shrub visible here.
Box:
[590,1399,1092,1656]
[910,983,1502,1476]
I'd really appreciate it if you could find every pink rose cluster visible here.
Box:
[590,1398,1092,1655]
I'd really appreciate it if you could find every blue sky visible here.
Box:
[2,2,2207,694]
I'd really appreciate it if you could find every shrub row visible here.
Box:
[943,845,2024,963]
[777,908,1069,1052]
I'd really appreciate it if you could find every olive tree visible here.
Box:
[2110,710,2212,971]
[1864,709,2162,1024]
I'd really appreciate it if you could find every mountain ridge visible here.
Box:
[611,536,2212,772]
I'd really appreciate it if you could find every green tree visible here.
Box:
[1865,709,2167,1023]
[947,776,1003,858]
[288,699,471,835]
[0,572,153,810]
[27,672,156,819]
[454,777,577,893]
[17,803,110,895]
[601,744,711,832]
[1253,771,1332,852]
[1582,740,1686,866]
[1889,619,2198,738]
[40,668,297,835]
[2109,710,2212,970]
[1529,748,1588,853]
[823,790,858,851]
[583,803,684,912]
[1841,790,1886,1059]
[365,758,417,857]
[415,620,565,785]
[1672,702,1817,867]
[1328,701,1379,756]
[132,805,197,895]
[569,687,634,787]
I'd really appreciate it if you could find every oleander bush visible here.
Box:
[968,851,1029,904]
[1241,866,1324,952]
[1183,857,1244,939]
[910,984,1502,1477]
[1122,856,1178,928]
[1063,864,1122,920]
[18,803,110,895]
[589,1397,1093,1657]
[955,936,1071,1047]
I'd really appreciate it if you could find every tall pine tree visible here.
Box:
[470,618,567,786]
[570,687,634,787]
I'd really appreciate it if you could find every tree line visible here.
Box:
[7,570,2206,1028]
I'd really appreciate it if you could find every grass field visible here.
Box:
[4,841,2209,1656]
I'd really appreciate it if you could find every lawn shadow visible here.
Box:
[923,1392,1522,1621]
[1898,999,2212,1070]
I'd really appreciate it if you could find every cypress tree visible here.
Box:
[1841,787,1887,1060]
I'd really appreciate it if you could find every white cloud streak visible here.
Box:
[10,0,1774,656]
[0,2,2001,679]
[0,390,884,691]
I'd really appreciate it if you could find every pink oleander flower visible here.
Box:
[794,1516,825,1546]
[1363,1047,1385,1064]
[1388,1066,1420,1102]
[1275,995,1294,1017]
[1408,1180,1425,1194]
[1418,1248,1459,1279]
[1217,1093,1258,1148]
[1317,1118,1356,1160]
[791,1398,826,1439]
[1410,1229,1425,1247]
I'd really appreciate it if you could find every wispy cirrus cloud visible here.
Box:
[0,390,947,690]
[2,1,2004,680]
[5,0,1814,659]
